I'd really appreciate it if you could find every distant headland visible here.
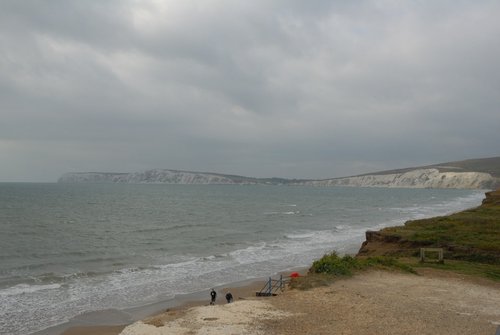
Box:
[58,156,500,189]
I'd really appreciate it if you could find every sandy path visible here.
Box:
[264,270,500,335]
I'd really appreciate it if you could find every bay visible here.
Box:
[0,183,485,335]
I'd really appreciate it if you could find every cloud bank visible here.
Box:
[1,1,499,181]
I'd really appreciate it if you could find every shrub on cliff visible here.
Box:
[310,252,415,276]
[310,252,355,276]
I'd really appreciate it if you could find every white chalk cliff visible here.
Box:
[58,158,500,189]
[58,168,498,189]
[301,169,496,189]
[58,170,238,184]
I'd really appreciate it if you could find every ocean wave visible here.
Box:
[263,211,300,215]
[285,232,316,239]
[37,271,102,282]
[202,253,231,261]
[0,270,110,291]
[0,283,61,297]
[387,191,484,221]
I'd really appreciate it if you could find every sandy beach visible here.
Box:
[61,268,500,335]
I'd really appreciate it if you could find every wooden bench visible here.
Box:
[419,248,444,263]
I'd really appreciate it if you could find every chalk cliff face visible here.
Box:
[300,169,497,189]
[58,168,498,189]
[58,157,500,189]
[58,170,238,184]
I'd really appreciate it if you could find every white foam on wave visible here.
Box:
[263,211,299,215]
[285,232,316,239]
[228,227,367,268]
[387,191,484,223]
[0,283,61,297]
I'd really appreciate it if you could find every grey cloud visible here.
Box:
[1,1,499,181]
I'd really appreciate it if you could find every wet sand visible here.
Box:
[60,326,126,335]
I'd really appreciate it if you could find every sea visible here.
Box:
[0,183,487,335]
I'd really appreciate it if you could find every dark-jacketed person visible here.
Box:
[210,289,217,305]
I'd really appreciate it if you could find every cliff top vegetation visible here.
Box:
[382,189,500,263]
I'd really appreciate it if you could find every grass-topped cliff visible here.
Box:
[297,156,500,189]
[358,189,500,264]
[361,156,500,178]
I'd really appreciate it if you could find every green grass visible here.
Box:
[310,252,416,276]
[289,252,416,290]
[290,252,500,291]
[406,258,500,281]
[380,191,500,264]
[294,252,500,291]
[386,208,500,251]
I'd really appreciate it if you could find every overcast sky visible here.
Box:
[1,1,499,182]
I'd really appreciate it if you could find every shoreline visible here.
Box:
[36,269,308,335]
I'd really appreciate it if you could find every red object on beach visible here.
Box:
[290,272,300,278]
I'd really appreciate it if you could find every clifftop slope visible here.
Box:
[361,157,500,178]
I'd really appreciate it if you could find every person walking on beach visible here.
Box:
[210,289,217,305]
[225,292,233,303]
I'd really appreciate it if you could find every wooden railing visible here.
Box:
[256,274,289,296]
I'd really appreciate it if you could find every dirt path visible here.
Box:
[264,269,500,335]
